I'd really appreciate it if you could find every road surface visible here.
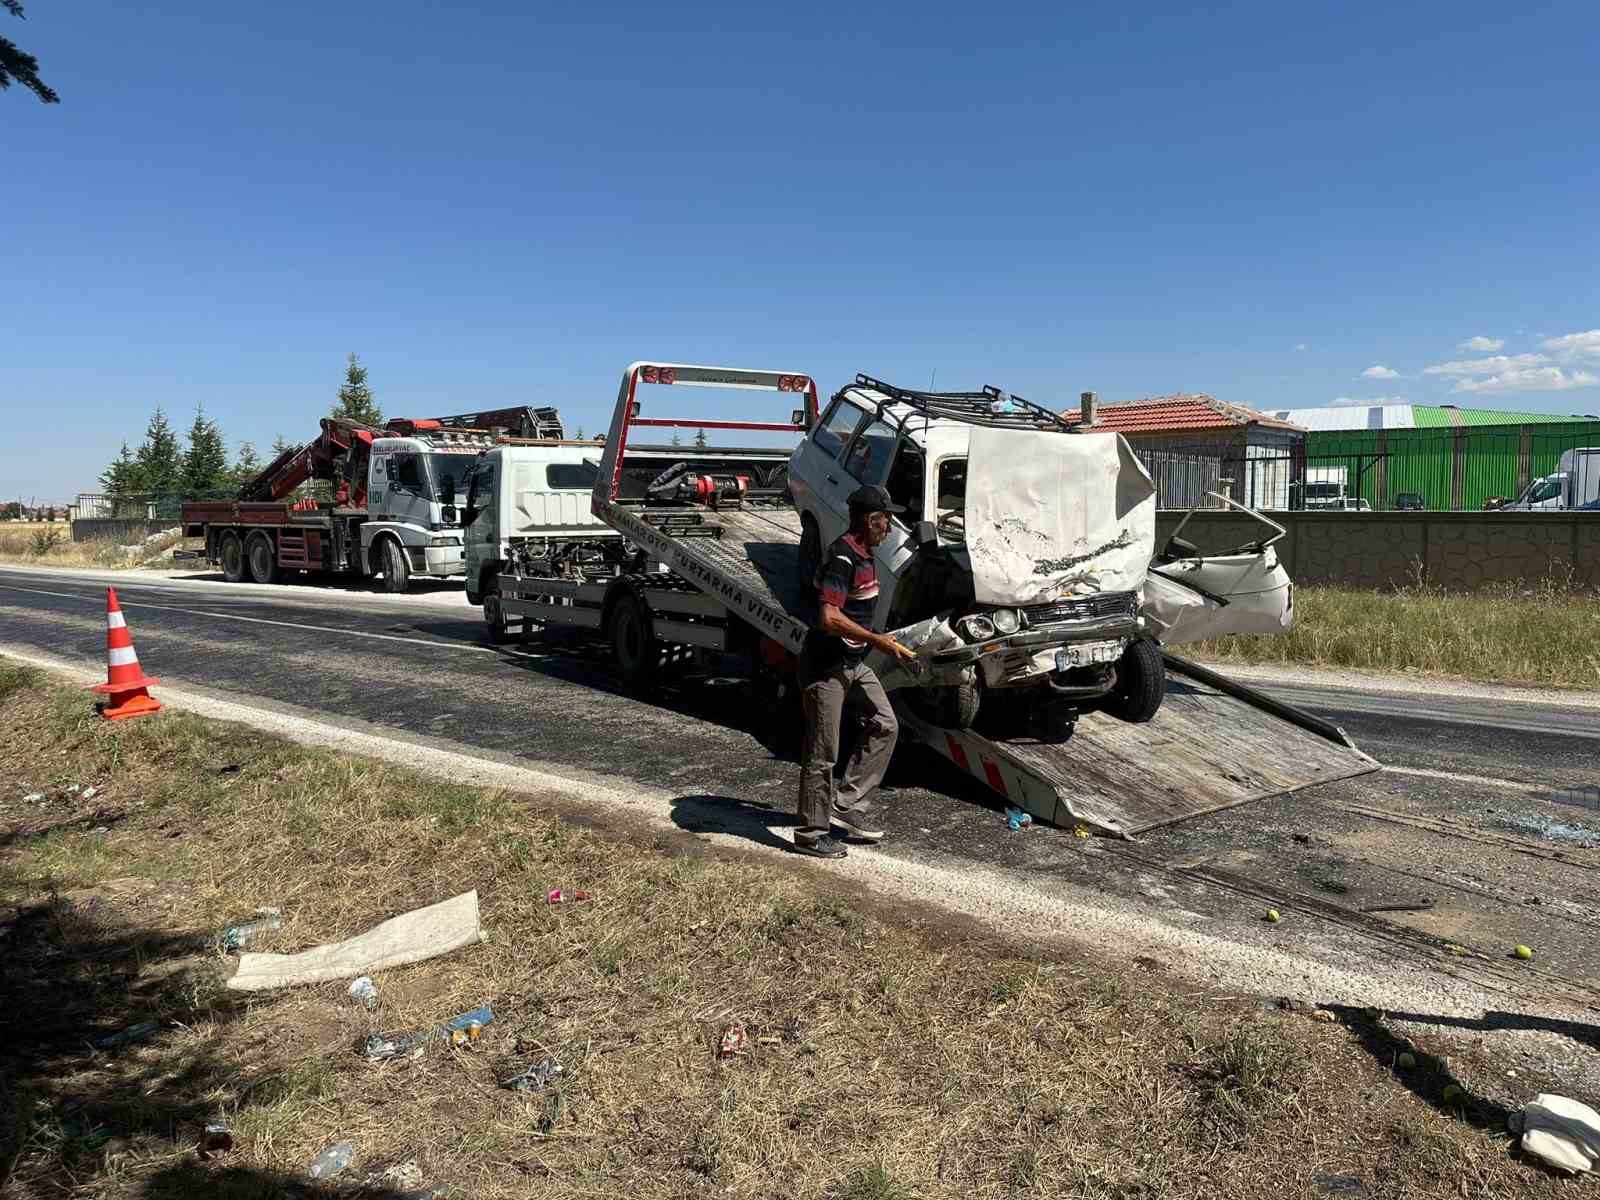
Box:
[4,563,1600,1086]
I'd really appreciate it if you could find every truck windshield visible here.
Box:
[426,453,479,503]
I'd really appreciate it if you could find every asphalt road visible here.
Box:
[4,564,1600,1024]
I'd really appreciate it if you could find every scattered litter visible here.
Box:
[200,1123,233,1156]
[94,1020,161,1050]
[348,976,378,1009]
[1514,944,1535,961]
[80,785,100,801]
[361,1004,494,1061]
[380,1160,424,1188]
[65,784,81,795]
[220,912,283,952]
[547,889,591,904]
[500,1057,564,1093]
[1359,898,1434,914]
[1004,807,1032,832]
[1510,1094,1600,1173]
[1265,909,1281,923]
[227,889,484,992]
[22,792,45,803]
[1073,824,1091,839]
[90,825,110,834]
[718,1022,750,1058]
[308,1140,356,1179]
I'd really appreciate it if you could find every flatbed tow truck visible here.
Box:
[475,362,1377,838]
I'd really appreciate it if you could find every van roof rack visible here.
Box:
[846,374,1075,432]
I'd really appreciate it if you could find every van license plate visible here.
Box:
[1056,641,1122,669]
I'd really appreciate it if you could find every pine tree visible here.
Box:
[99,442,146,498]
[332,353,383,427]
[134,406,182,494]
[670,430,683,447]
[181,404,229,497]
[1,1,58,104]
[270,435,294,459]
[694,428,709,449]
[228,442,261,492]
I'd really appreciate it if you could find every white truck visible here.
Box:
[465,361,1375,838]
[1301,466,1350,510]
[1502,448,1600,511]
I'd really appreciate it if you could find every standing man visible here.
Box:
[795,485,917,859]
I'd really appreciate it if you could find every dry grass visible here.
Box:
[1188,571,1600,689]
[0,523,186,570]
[0,660,1565,1199]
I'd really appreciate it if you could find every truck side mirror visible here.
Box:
[913,519,938,551]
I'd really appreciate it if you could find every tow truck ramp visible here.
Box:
[898,654,1379,838]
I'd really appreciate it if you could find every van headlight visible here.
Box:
[959,614,996,641]
[990,608,1020,635]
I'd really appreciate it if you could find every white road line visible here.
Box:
[0,582,548,658]
[1382,765,1546,794]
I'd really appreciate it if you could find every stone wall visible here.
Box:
[71,518,178,544]
[1153,510,1600,590]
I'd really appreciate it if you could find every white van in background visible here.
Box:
[1502,448,1600,511]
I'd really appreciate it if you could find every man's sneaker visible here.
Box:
[793,833,848,859]
[831,806,885,843]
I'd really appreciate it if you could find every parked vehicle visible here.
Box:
[1501,448,1600,511]
[1394,492,1424,511]
[1301,466,1350,509]
[786,374,1162,734]
[462,361,1365,838]
[181,416,490,592]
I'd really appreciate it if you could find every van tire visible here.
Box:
[219,532,247,582]
[1104,638,1165,723]
[379,539,410,594]
[246,532,280,584]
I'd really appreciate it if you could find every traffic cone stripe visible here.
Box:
[107,610,127,629]
[107,646,139,667]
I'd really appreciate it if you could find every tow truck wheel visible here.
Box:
[483,583,515,645]
[1103,637,1165,723]
[609,592,658,691]
[380,539,410,594]
[219,532,247,582]
[246,533,280,584]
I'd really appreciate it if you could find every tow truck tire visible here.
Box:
[379,538,410,594]
[246,533,280,584]
[608,592,658,691]
[798,515,821,586]
[1104,637,1165,723]
[483,582,515,645]
[219,532,247,582]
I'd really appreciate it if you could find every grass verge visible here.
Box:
[1187,578,1600,689]
[0,523,188,570]
[0,660,1563,1198]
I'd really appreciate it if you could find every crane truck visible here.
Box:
[464,361,1377,838]
[180,408,559,592]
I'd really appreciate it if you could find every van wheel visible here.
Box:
[609,592,658,691]
[798,515,821,585]
[380,539,410,593]
[1103,638,1165,723]
[246,533,280,584]
[219,532,247,582]
[905,681,980,729]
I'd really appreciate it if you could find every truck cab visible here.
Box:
[363,435,480,586]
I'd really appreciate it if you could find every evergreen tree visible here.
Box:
[332,353,383,427]
[270,435,294,459]
[1,1,58,104]
[574,425,585,439]
[181,404,229,496]
[228,442,261,492]
[694,428,709,449]
[135,406,183,493]
[670,430,682,447]
[99,442,142,497]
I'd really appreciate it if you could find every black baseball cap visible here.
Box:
[848,484,905,514]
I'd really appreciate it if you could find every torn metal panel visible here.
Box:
[964,428,1155,605]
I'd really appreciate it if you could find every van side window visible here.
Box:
[811,400,868,460]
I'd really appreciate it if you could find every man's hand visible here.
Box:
[874,633,917,662]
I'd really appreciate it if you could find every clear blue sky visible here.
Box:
[5,0,1598,501]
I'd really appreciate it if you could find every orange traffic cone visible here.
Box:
[91,587,162,721]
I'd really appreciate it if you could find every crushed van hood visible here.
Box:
[964,428,1156,605]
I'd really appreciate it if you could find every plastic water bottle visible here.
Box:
[347,977,378,1009]
[308,1141,355,1179]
